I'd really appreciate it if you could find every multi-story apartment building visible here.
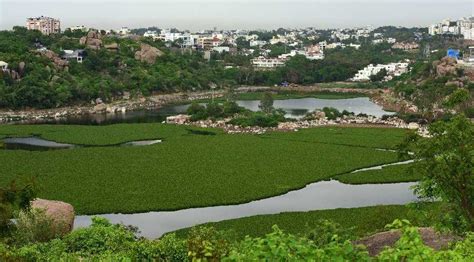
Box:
[429,17,474,40]
[26,16,60,35]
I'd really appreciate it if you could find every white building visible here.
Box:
[249,40,267,47]
[62,50,84,63]
[0,61,8,71]
[251,56,286,68]
[143,30,159,38]
[351,62,409,82]
[212,46,230,53]
[68,25,87,32]
[429,17,474,40]
[117,27,131,35]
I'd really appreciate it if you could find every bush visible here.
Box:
[229,111,285,127]
[225,225,368,261]
[187,226,234,261]
[12,208,58,246]
[305,220,355,247]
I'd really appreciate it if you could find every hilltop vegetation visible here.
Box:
[0,27,416,109]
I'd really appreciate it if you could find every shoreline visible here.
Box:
[0,85,415,124]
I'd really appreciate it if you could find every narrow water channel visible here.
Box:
[74,180,417,238]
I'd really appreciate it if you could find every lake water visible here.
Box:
[15,97,393,125]
[74,179,417,239]
[2,137,162,151]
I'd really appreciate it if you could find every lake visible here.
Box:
[14,97,393,125]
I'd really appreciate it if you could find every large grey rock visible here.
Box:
[31,199,75,236]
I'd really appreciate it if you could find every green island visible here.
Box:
[335,163,422,184]
[173,203,440,239]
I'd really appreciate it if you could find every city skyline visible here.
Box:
[1,0,473,31]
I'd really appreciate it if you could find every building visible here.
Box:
[429,17,474,40]
[117,27,131,35]
[212,46,230,53]
[143,30,159,38]
[0,61,8,71]
[249,40,267,47]
[68,25,87,32]
[392,42,419,50]
[26,16,60,35]
[61,50,85,63]
[251,56,286,69]
[351,62,409,82]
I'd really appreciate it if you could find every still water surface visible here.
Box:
[74,180,417,238]
[16,97,393,125]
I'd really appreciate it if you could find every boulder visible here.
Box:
[435,56,457,77]
[407,122,420,130]
[31,199,75,236]
[357,227,456,256]
[18,61,26,76]
[134,43,163,64]
[80,30,103,50]
[93,103,107,113]
[39,50,69,70]
[104,43,119,51]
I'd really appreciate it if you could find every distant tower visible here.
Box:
[213,26,217,32]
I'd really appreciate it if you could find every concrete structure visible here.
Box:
[429,17,474,40]
[62,50,85,63]
[249,40,267,47]
[392,42,419,50]
[26,16,60,35]
[352,62,409,82]
[117,27,131,35]
[68,25,87,32]
[143,30,158,38]
[251,56,286,69]
[212,46,230,53]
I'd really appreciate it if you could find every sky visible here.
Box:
[0,0,473,31]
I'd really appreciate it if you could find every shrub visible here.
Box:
[187,226,234,261]
[12,208,59,246]
[305,219,355,247]
[225,225,368,261]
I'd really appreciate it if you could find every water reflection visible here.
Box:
[10,97,393,125]
[74,180,417,239]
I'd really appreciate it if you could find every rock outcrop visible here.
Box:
[38,50,69,70]
[357,227,457,256]
[31,198,75,236]
[134,43,163,64]
[80,30,103,50]
[434,57,458,77]
[104,43,119,52]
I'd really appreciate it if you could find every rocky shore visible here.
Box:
[0,85,416,124]
[0,90,227,124]
[167,113,428,136]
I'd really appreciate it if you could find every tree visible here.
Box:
[259,92,274,114]
[400,115,474,232]
[0,179,37,235]
[370,68,387,82]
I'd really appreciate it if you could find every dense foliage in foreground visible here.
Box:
[1,216,473,261]
[0,125,407,214]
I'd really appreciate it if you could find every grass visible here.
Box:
[195,91,366,104]
[0,124,409,215]
[173,203,440,239]
[335,164,422,185]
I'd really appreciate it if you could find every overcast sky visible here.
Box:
[1,0,473,31]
